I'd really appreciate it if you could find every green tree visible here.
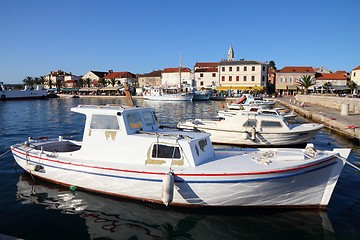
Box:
[110,78,116,87]
[348,80,358,95]
[56,79,62,92]
[297,75,315,94]
[23,76,34,87]
[85,78,92,87]
[77,78,85,88]
[322,82,332,94]
[268,60,276,70]
[98,78,107,87]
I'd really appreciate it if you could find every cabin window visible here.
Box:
[243,119,257,127]
[151,144,181,159]
[126,112,143,129]
[143,111,155,125]
[261,111,277,115]
[261,121,282,128]
[90,115,119,130]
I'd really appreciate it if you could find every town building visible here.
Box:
[216,45,268,94]
[314,71,348,93]
[82,71,108,86]
[351,65,360,85]
[193,62,218,89]
[137,70,162,88]
[161,67,192,87]
[276,66,316,95]
[104,70,137,88]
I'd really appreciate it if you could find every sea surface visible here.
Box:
[0,97,359,240]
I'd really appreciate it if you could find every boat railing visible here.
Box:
[138,131,193,139]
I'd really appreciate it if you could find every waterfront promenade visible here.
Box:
[275,95,360,145]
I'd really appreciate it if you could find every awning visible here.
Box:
[331,85,350,90]
[79,87,100,92]
[276,85,298,90]
[216,86,264,91]
[99,87,120,91]
[61,88,79,91]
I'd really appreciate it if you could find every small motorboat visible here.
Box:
[218,106,297,120]
[192,90,211,101]
[11,104,350,208]
[228,94,275,109]
[178,111,323,146]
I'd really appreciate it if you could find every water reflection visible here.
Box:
[17,173,336,240]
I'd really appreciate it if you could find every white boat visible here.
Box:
[178,111,323,146]
[192,90,211,101]
[219,106,297,120]
[228,94,275,109]
[144,87,194,101]
[0,82,47,100]
[10,104,351,208]
[16,174,336,238]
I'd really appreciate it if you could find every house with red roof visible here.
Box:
[137,70,162,88]
[161,67,192,87]
[314,72,348,92]
[276,66,315,95]
[351,65,360,86]
[104,70,137,88]
[194,62,218,89]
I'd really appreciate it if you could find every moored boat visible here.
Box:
[192,90,211,101]
[10,104,351,208]
[0,82,47,100]
[144,87,194,101]
[228,94,275,109]
[178,111,322,146]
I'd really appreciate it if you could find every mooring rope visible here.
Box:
[0,149,11,158]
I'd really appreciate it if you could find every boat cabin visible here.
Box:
[66,105,214,167]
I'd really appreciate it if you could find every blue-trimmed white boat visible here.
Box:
[10,104,351,208]
[1,82,47,100]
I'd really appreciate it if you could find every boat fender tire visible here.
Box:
[1,94,6,100]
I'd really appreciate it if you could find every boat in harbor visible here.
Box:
[218,106,297,120]
[143,87,194,101]
[227,94,275,109]
[177,111,322,146]
[192,90,211,101]
[10,104,351,208]
[0,82,47,100]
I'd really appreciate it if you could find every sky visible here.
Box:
[1,0,359,84]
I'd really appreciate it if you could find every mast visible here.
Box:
[179,51,182,88]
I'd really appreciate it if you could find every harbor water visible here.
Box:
[0,98,359,240]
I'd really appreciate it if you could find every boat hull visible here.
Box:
[144,94,193,101]
[178,123,322,146]
[1,85,47,100]
[11,144,345,208]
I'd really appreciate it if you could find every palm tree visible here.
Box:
[109,78,116,87]
[322,82,332,94]
[23,76,34,87]
[77,78,85,88]
[297,75,316,94]
[85,78,92,87]
[98,78,107,87]
[348,80,358,95]
[56,79,62,92]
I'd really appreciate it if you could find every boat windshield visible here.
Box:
[243,119,257,128]
[126,112,143,129]
[260,120,283,128]
[90,115,120,130]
